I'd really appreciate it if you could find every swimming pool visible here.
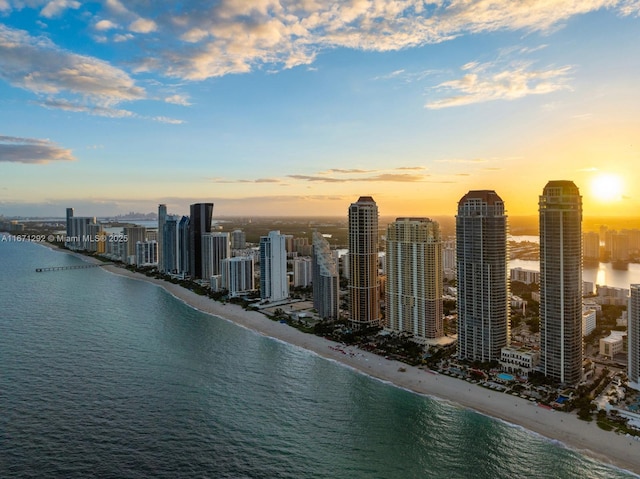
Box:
[497,373,515,381]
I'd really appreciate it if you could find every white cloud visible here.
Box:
[0,135,75,164]
[0,25,145,105]
[40,0,80,18]
[426,61,572,109]
[164,94,192,106]
[129,18,157,34]
[95,20,118,31]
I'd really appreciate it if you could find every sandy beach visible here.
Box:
[47,246,640,475]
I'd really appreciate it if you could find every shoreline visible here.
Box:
[51,249,640,475]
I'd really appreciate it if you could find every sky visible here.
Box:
[1,0,639,218]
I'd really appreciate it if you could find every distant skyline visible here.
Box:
[1,2,639,218]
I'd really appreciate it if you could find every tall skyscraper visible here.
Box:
[312,231,340,320]
[178,216,190,276]
[386,218,444,342]
[260,230,289,302]
[456,190,509,362]
[66,207,74,238]
[629,284,640,390]
[582,231,600,265]
[201,232,231,280]
[539,180,583,384]
[158,204,167,270]
[162,215,178,273]
[348,196,381,330]
[189,203,214,279]
[221,257,255,297]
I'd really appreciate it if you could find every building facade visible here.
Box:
[201,232,231,280]
[629,284,640,390]
[456,190,509,362]
[539,180,583,384]
[312,231,340,320]
[348,196,381,329]
[221,257,255,297]
[386,217,444,342]
[259,230,289,302]
[189,202,214,279]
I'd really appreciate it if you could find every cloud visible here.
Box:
[164,94,192,106]
[151,116,185,124]
[40,0,80,18]
[0,135,75,164]
[320,168,375,174]
[60,0,621,81]
[426,62,572,109]
[95,19,118,31]
[0,25,145,105]
[37,99,135,117]
[129,18,157,34]
[288,173,426,183]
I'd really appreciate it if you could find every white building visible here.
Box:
[582,307,597,337]
[221,256,255,297]
[596,285,629,306]
[260,230,289,302]
[500,346,540,375]
[293,256,313,287]
[135,240,158,266]
[202,232,231,280]
[510,267,540,285]
[312,231,340,320]
[599,331,626,359]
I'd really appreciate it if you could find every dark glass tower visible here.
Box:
[189,203,213,279]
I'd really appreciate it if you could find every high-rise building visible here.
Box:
[539,180,583,384]
[66,207,74,238]
[158,204,167,269]
[583,231,600,264]
[348,196,381,329]
[201,232,231,280]
[456,190,509,362]
[123,226,147,261]
[260,230,289,302]
[67,216,97,251]
[231,229,246,250]
[221,256,255,297]
[312,231,340,320]
[628,285,640,390]
[178,216,190,276]
[189,203,214,279]
[386,218,444,342]
[293,256,313,287]
[162,216,178,273]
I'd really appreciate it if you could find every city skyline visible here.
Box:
[1,2,639,218]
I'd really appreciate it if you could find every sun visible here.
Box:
[590,173,623,203]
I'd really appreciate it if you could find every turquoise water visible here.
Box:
[1,239,638,478]
[497,373,515,381]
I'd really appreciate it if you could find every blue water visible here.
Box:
[497,373,515,381]
[1,239,638,478]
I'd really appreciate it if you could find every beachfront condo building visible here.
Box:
[348,196,381,330]
[221,256,255,297]
[386,218,444,342]
[260,230,289,302]
[178,216,190,277]
[312,231,340,320]
[202,232,231,280]
[231,229,246,250]
[629,284,640,390]
[539,180,583,385]
[161,215,179,274]
[158,204,167,270]
[189,202,214,279]
[456,190,509,362]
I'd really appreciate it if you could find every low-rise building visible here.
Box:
[599,331,627,359]
[500,345,540,375]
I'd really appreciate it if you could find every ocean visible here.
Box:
[1,239,637,478]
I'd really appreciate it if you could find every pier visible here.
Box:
[35,263,111,272]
